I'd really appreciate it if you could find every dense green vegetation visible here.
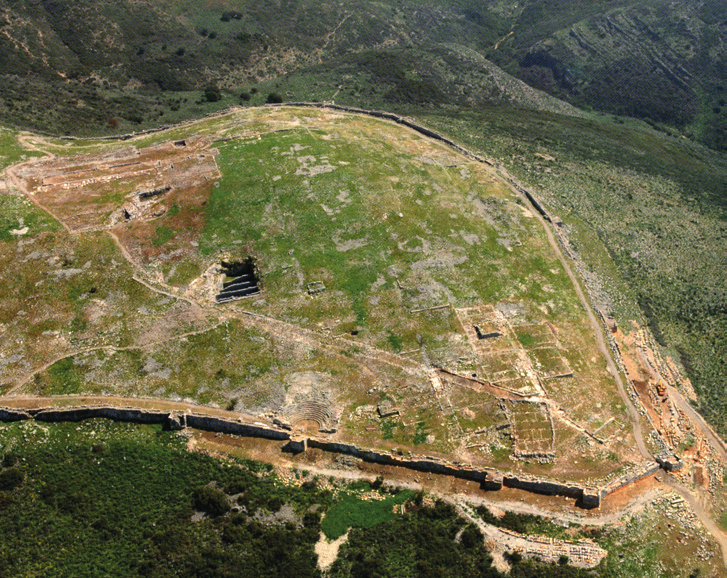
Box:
[0,420,558,577]
[328,498,603,578]
[0,420,330,576]
[328,499,500,578]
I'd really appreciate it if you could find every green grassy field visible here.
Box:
[321,490,414,539]
[13,99,722,444]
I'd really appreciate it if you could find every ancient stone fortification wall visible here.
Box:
[502,474,584,499]
[282,102,493,167]
[0,405,293,441]
[599,462,661,500]
[306,437,501,488]
[305,438,613,505]
[0,407,32,421]
[31,406,171,425]
[183,413,289,440]
[0,403,672,507]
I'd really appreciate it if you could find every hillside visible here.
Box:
[415,105,727,438]
[0,0,725,439]
[0,0,724,150]
[1,107,644,483]
[0,106,725,577]
[0,418,720,577]
[488,0,727,150]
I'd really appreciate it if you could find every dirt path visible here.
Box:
[451,498,607,569]
[106,230,203,308]
[6,320,228,395]
[498,172,651,461]
[0,394,266,421]
[463,487,666,527]
[16,133,54,157]
[663,477,727,568]
[4,162,72,234]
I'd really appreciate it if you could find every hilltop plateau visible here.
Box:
[0,105,725,576]
[1,2,724,447]
[1,106,640,480]
[0,1,725,572]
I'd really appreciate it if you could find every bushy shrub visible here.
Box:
[0,469,23,492]
[192,486,230,517]
[204,86,222,103]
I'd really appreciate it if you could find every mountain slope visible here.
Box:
[0,0,724,150]
[0,0,725,438]
[491,0,726,149]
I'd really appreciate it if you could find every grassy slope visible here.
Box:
[0,419,721,577]
[414,105,727,436]
[190,111,634,472]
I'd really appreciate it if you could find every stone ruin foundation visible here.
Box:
[215,257,261,303]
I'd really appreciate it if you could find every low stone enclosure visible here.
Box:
[501,399,556,461]
[0,403,678,509]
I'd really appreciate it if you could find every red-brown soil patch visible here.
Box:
[111,180,212,264]
[8,137,219,238]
